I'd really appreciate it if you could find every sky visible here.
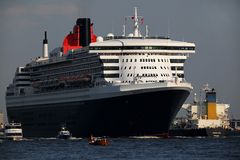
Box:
[0,0,239,121]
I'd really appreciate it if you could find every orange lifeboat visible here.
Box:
[88,135,109,146]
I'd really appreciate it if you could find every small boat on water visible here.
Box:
[89,135,109,146]
[4,122,23,141]
[0,123,4,140]
[57,125,72,139]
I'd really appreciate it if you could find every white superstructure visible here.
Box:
[89,7,194,85]
[90,38,194,84]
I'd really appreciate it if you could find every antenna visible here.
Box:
[194,93,198,103]
[133,7,139,37]
[199,87,202,119]
[122,25,126,36]
[124,7,143,37]
[167,19,170,38]
[145,25,149,37]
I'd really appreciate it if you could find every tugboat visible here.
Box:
[4,122,23,141]
[57,125,71,139]
[89,135,109,146]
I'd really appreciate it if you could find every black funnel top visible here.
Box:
[76,18,91,47]
[43,31,48,44]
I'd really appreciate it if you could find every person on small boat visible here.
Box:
[89,134,95,143]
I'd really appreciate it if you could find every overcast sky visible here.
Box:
[0,0,239,121]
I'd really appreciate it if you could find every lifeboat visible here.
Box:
[88,135,109,146]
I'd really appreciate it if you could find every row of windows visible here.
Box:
[32,55,99,72]
[101,59,119,63]
[5,133,22,136]
[66,51,90,59]
[31,62,102,78]
[31,61,69,72]
[171,66,184,70]
[170,59,185,63]
[121,66,135,70]
[103,66,119,70]
[124,73,170,77]
[126,73,159,77]
[16,73,30,76]
[123,59,137,62]
[172,73,184,78]
[32,67,102,82]
[19,68,30,72]
[72,55,100,64]
[90,46,195,51]
[140,59,156,62]
[57,68,102,77]
[141,66,157,69]
[15,84,30,87]
[120,80,164,83]
[103,73,119,78]
[122,59,169,63]
[97,53,188,57]
[160,66,170,70]
[5,126,22,129]
[15,78,30,81]
[120,66,169,70]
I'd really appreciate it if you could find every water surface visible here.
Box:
[0,137,239,160]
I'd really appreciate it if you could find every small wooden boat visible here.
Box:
[89,135,109,146]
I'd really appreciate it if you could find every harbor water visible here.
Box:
[0,137,240,160]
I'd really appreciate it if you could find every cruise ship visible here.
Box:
[5,8,195,137]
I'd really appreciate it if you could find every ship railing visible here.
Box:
[166,81,193,89]
[103,36,170,41]
[120,80,192,91]
[111,79,192,87]
[30,55,69,67]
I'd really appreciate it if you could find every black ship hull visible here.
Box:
[7,89,189,138]
[169,128,230,137]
